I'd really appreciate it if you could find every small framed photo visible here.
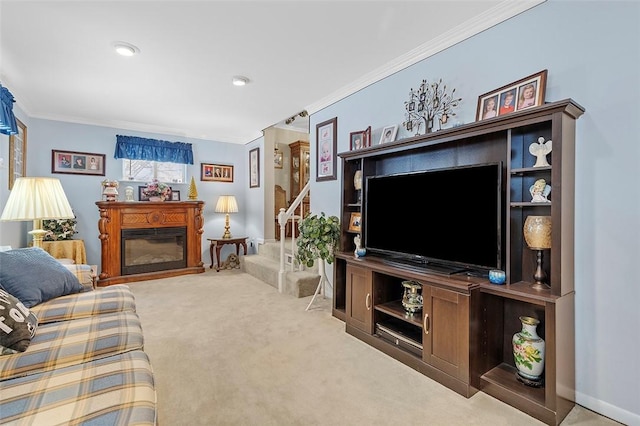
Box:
[170,190,181,201]
[51,150,106,176]
[348,212,362,233]
[476,70,547,121]
[138,186,150,201]
[201,163,234,182]
[378,125,398,144]
[249,147,260,188]
[316,117,337,181]
[274,151,283,169]
[350,126,372,150]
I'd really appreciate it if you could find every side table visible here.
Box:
[207,237,248,272]
[41,239,87,264]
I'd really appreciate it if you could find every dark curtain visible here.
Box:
[0,84,18,135]
[114,135,194,164]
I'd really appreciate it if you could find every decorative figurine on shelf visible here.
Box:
[188,176,198,200]
[529,178,551,203]
[529,136,552,167]
[401,280,423,313]
[101,180,119,201]
[124,186,134,202]
[354,234,366,258]
[403,78,461,135]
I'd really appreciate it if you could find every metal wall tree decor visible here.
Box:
[403,78,461,135]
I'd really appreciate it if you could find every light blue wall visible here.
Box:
[309,1,639,424]
[0,116,250,265]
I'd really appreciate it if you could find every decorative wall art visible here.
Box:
[378,125,398,144]
[51,150,106,176]
[403,78,461,135]
[201,163,234,182]
[274,148,283,169]
[349,126,371,150]
[316,117,337,181]
[249,148,260,188]
[8,118,26,189]
[476,70,548,121]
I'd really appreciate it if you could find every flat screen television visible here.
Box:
[364,162,503,275]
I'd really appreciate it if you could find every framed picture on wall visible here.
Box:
[9,118,27,189]
[51,150,106,176]
[201,162,234,182]
[316,117,337,181]
[249,147,260,188]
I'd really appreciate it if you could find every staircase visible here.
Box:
[243,239,320,298]
[243,181,321,298]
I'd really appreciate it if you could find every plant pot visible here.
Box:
[149,196,164,202]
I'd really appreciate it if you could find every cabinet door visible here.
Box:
[422,285,470,382]
[345,264,373,333]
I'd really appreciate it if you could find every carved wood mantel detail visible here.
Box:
[96,201,205,286]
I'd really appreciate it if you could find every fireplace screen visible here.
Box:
[121,227,187,275]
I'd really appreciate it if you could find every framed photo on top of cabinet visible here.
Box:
[51,150,106,176]
[348,212,361,233]
[378,125,398,144]
[249,147,260,188]
[349,126,371,151]
[9,118,27,189]
[476,69,547,121]
[316,117,337,181]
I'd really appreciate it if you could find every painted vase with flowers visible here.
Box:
[143,179,172,201]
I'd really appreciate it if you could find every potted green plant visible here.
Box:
[295,212,340,310]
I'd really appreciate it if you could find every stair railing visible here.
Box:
[276,181,310,293]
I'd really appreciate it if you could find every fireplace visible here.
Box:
[121,227,187,275]
[96,201,205,286]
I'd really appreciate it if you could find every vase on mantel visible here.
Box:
[512,316,545,387]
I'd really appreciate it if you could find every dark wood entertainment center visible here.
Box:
[333,99,584,425]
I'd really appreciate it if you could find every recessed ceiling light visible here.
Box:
[112,42,140,57]
[232,76,249,86]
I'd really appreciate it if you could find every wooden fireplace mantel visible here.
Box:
[96,200,205,286]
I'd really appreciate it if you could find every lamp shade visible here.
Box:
[523,216,552,250]
[1,177,74,221]
[215,195,238,214]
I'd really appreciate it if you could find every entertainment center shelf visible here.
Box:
[333,99,584,426]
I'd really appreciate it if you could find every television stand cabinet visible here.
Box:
[333,99,584,425]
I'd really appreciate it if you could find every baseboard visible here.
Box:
[576,391,639,426]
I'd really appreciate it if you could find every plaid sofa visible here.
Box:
[0,284,157,425]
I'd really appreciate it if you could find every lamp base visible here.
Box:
[29,219,47,248]
[530,249,550,290]
[222,214,232,239]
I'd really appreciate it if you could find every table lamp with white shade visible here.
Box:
[215,195,238,239]
[0,177,75,248]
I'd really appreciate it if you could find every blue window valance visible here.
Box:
[0,83,18,136]
[114,135,194,165]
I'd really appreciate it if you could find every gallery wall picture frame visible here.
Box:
[348,212,362,233]
[378,125,398,144]
[51,149,106,176]
[249,147,260,188]
[476,69,548,121]
[201,163,234,182]
[8,118,27,189]
[316,117,337,182]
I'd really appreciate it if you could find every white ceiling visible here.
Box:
[0,0,544,145]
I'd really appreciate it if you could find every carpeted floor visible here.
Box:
[128,269,618,426]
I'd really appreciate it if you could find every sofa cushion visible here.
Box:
[31,284,136,324]
[0,350,156,425]
[0,310,144,381]
[0,248,83,308]
[0,288,38,354]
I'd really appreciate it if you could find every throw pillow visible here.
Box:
[0,287,38,354]
[0,247,84,308]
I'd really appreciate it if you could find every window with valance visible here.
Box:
[114,135,194,164]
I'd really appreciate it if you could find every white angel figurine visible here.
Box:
[529,136,552,167]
